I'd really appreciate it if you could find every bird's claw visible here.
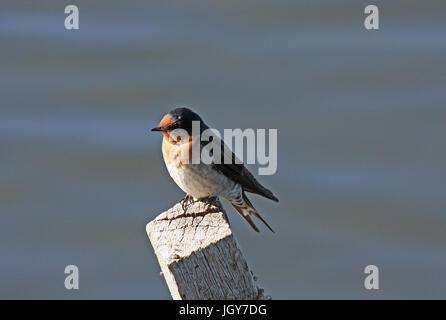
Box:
[200,196,221,211]
[180,194,195,213]
[180,195,221,215]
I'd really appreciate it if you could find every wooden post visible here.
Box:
[146,199,266,300]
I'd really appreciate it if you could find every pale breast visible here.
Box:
[162,141,236,199]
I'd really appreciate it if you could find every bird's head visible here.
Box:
[151,107,204,136]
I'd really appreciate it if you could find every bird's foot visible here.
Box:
[200,196,222,211]
[179,194,195,213]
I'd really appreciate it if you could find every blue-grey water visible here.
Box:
[1,0,445,299]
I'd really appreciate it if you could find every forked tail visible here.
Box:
[230,191,274,233]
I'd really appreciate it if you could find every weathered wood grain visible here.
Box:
[146,200,265,300]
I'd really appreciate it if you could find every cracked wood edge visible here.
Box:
[146,200,266,300]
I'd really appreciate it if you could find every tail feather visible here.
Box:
[230,191,274,233]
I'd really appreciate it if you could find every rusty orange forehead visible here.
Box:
[159,113,175,130]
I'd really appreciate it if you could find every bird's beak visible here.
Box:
[151,126,163,132]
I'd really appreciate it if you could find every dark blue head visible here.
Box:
[152,107,205,134]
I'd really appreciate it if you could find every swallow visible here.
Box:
[151,107,278,232]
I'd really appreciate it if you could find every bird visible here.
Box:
[151,107,278,232]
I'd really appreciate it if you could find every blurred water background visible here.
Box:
[1,0,445,299]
